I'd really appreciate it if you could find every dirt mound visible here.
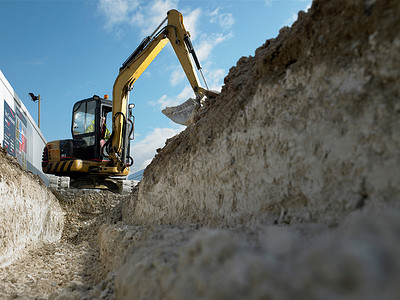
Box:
[111,0,400,298]
[132,0,400,227]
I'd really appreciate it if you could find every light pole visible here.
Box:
[29,93,41,128]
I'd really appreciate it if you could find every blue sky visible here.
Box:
[0,0,311,173]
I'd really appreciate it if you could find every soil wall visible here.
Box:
[0,149,64,266]
[127,0,400,228]
[108,1,400,298]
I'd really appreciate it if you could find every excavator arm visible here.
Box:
[108,9,217,170]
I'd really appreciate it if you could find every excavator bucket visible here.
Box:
[162,98,200,126]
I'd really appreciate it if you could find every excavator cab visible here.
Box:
[71,95,112,160]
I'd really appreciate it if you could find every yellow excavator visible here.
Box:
[42,9,218,193]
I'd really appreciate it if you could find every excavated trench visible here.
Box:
[0,180,125,299]
[1,0,400,299]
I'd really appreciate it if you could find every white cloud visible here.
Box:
[170,67,186,86]
[131,0,179,35]
[130,126,184,171]
[196,32,233,62]
[284,13,298,26]
[98,0,139,30]
[204,68,225,91]
[152,85,194,109]
[181,7,202,41]
[264,0,273,6]
[283,1,312,26]
[209,8,235,31]
[98,0,179,35]
[97,0,233,63]
[176,85,195,103]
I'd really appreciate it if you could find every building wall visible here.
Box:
[0,69,48,184]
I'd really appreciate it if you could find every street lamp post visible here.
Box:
[29,93,41,128]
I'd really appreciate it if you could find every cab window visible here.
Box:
[72,100,96,136]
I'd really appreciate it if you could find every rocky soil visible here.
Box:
[1,0,400,299]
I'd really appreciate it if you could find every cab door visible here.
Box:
[71,97,101,160]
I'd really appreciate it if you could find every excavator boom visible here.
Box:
[108,9,218,170]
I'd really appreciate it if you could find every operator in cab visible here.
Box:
[86,116,111,149]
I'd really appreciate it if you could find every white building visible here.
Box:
[0,69,48,184]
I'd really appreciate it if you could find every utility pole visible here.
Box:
[38,94,41,128]
[28,93,41,128]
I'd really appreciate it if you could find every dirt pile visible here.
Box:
[111,0,400,298]
[130,0,400,227]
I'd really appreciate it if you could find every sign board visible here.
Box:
[0,70,47,183]
[3,100,16,157]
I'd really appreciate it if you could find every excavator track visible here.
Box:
[49,175,137,195]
